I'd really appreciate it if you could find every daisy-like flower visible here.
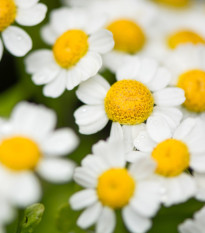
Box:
[25,8,114,98]
[0,0,47,61]
[0,101,79,207]
[146,8,205,62]
[84,0,158,72]
[165,45,205,117]
[70,139,161,233]
[133,117,205,206]
[74,57,185,138]
[178,206,205,233]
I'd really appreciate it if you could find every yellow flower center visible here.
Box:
[152,139,190,177]
[0,136,41,171]
[0,0,16,32]
[97,168,135,209]
[167,30,205,49]
[107,19,146,54]
[53,29,89,69]
[104,80,154,125]
[152,0,189,7]
[177,70,205,112]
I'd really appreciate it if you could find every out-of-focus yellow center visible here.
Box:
[168,30,205,49]
[107,19,146,54]
[152,139,190,177]
[97,168,135,209]
[152,0,189,7]
[0,136,41,171]
[104,80,154,125]
[177,70,205,112]
[0,0,16,32]
[53,29,89,69]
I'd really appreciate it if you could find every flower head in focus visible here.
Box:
[0,0,47,60]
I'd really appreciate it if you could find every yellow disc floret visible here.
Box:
[104,80,154,125]
[168,30,205,49]
[152,0,189,7]
[53,29,89,69]
[0,136,41,171]
[107,19,146,54]
[177,70,205,112]
[152,139,190,177]
[97,168,135,209]
[0,0,16,32]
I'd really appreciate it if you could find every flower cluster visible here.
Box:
[1,0,205,233]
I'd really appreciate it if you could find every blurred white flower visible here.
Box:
[0,101,79,207]
[0,0,47,60]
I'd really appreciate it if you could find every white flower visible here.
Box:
[25,7,114,98]
[165,44,205,117]
[86,0,158,72]
[0,0,47,60]
[0,101,79,207]
[133,117,205,206]
[178,206,205,233]
[70,139,161,233]
[74,57,185,137]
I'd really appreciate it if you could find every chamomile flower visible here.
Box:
[25,8,114,98]
[165,45,205,117]
[178,206,205,233]
[0,102,79,207]
[133,117,205,206]
[0,0,47,60]
[85,0,158,72]
[74,57,185,138]
[70,139,161,233]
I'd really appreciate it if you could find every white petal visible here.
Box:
[16,3,47,26]
[37,158,76,183]
[154,88,185,107]
[96,207,116,233]
[130,180,161,217]
[32,64,60,85]
[77,202,102,229]
[89,29,114,54]
[110,122,123,142]
[194,172,205,201]
[191,154,205,173]
[147,67,171,92]
[10,101,56,140]
[127,151,149,163]
[0,39,3,61]
[66,66,84,90]
[92,140,126,168]
[41,24,57,45]
[25,49,54,73]
[146,115,172,142]
[43,70,66,98]
[42,128,79,156]
[15,0,39,9]
[78,52,102,81]
[129,158,156,180]
[9,172,41,207]
[122,206,152,233]
[69,189,97,210]
[76,75,110,104]
[2,26,32,57]
[134,130,155,152]
[74,167,97,188]
[162,174,196,207]
[74,105,108,134]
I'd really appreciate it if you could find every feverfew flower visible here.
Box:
[165,45,205,117]
[133,117,205,206]
[0,102,79,207]
[178,206,205,233]
[70,139,161,233]
[75,57,185,137]
[25,8,114,98]
[0,0,47,60]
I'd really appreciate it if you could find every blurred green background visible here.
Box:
[0,0,204,232]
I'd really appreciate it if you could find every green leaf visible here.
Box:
[56,203,88,233]
[19,203,45,233]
